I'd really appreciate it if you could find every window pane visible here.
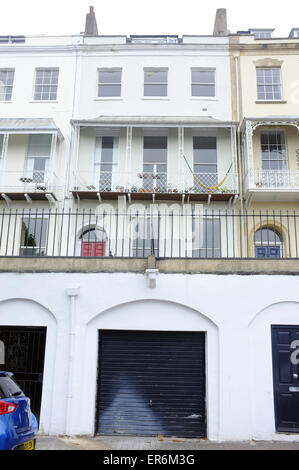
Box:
[98,84,121,97]
[144,84,167,96]
[144,70,167,83]
[34,69,58,100]
[0,69,14,101]
[193,218,221,258]
[21,218,48,256]
[192,70,215,84]
[98,70,121,84]
[193,137,217,165]
[192,84,215,97]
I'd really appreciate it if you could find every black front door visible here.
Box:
[271,325,299,432]
[0,326,47,420]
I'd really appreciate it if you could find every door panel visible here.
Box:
[0,326,46,420]
[272,325,299,432]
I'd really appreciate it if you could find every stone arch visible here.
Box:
[0,297,58,435]
[248,301,299,441]
[80,299,220,440]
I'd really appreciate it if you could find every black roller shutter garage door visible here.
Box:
[96,330,206,437]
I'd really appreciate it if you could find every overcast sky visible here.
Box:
[0,0,298,37]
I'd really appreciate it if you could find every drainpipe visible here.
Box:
[233,52,244,213]
[65,285,80,436]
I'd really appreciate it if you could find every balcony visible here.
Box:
[245,169,299,202]
[0,170,61,203]
[72,170,239,202]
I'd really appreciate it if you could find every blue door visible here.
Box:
[255,246,281,258]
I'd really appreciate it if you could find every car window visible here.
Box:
[0,376,24,399]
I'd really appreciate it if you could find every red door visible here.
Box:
[81,241,106,257]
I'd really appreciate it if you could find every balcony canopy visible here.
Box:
[0,118,63,140]
[71,115,238,128]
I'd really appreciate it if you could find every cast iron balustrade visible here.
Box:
[0,208,298,259]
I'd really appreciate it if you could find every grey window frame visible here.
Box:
[97,68,122,97]
[0,69,15,101]
[33,68,59,101]
[256,67,282,101]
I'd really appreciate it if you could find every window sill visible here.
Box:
[94,97,123,101]
[29,100,58,103]
[190,97,218,101]
[142,97,170,100]
[255,100,287,104]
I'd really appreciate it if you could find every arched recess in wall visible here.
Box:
[0,298,57,435]
[248,301,299,441]
[80,299,220,441]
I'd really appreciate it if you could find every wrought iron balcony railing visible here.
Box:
[72,170,239,195]
[0,170,61,195]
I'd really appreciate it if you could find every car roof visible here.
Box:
[0,371,13,377]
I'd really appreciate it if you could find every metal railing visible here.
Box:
[73,170,239,195]
[0,208,299,259]
[0,170,61,193]
[250,170,299,190]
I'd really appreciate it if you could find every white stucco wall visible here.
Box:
[0,271,299,442]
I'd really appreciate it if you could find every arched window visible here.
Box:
[254,227,283,258]
[80,227,107,257]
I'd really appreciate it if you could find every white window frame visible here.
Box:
[191,68,216,98]
[260,129,288,171]
[143,68,168,97]
[97,68,122,98]
[94,136,119,191]
[256,67,283,101]
[33,68,59,101]
[0,68,15,101]
[25,134,52,186]
[20,215,49,257]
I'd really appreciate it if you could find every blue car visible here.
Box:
[0,371,38,450]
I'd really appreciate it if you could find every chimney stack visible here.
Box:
[213,8,229,36]
[85,6,98,36]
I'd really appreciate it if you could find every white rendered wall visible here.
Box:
[0,271,299,442]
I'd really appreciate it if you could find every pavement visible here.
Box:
[36,435,299,451]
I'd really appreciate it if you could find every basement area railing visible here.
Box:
[0,208,298,259]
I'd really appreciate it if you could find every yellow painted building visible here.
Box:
[230,30,299,257]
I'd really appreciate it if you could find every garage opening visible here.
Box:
[0,326,47,420]
[96,330,206,437]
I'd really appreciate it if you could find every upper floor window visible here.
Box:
[260,131,287,170]
[0,69,15,101]
[256,67,282,101]
[98,69,122,97]
[26,134,52,183]
[144,68,168,97]
[94,136,119,191]
[193,136,217,188]
[34,68,59,101]
[191,69,216,97]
